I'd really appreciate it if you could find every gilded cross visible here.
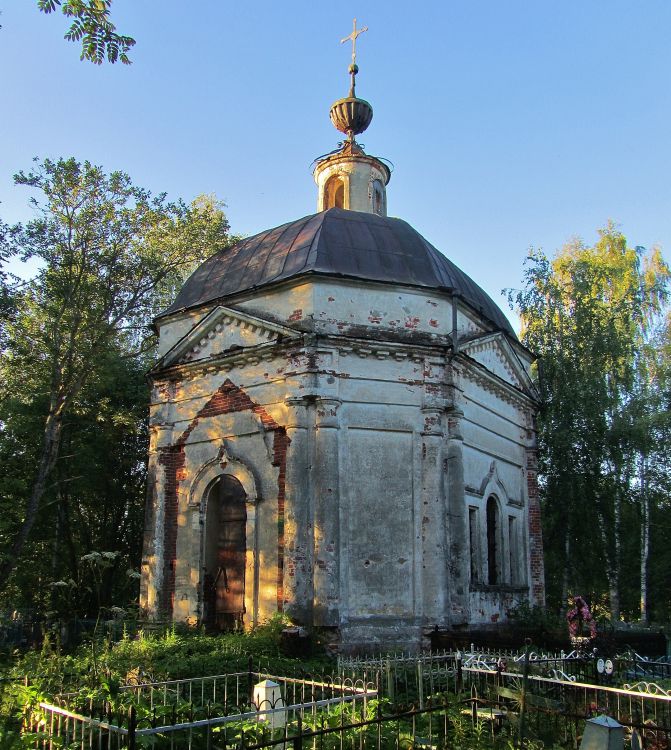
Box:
[340,18,368,67]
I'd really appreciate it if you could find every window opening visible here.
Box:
[325,175,345,209]
[373,179,385,215]
[469,507,479,583]
[486,496,500,585]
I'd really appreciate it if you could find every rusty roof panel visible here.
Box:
[163,207,515,337]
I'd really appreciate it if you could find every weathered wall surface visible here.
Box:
[140,276,544,648]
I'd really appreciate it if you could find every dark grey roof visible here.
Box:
[163,208,516,338]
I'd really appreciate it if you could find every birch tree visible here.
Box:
[508,224,669,617]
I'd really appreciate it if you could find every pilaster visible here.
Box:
[313,397,341,625]
[283,397,314,623]
[419,407,449,624]
[140,423,175,619]
[445,406,469,624]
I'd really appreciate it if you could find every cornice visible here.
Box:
[458,353,538,409]
[152,338,300,382]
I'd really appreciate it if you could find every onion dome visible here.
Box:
[329,91,373,140]
[329,19,373,142]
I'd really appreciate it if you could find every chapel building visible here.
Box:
[139,42,544,649]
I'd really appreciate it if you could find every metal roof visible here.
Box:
[163,208,516,338]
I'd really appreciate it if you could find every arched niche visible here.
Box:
[324,174,345,209]
[183,447,260,628]
[478,462,523,587]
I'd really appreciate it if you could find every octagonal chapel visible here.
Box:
[140,42,545,649]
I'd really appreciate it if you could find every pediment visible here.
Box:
[466,460,523,507]
[157,306,300,369]
[461,333,535,394]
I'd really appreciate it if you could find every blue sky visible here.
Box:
[2,1,670,330]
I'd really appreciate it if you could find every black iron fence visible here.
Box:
[22,656,671,750]
[339,647,671,699]
[26,673,378,750]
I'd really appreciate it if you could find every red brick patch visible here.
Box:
[158,378,290,617]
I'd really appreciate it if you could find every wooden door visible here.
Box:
[205,475,247,629]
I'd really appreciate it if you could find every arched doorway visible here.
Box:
[203,475,247,630]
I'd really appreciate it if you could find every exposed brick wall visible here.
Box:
[526,447,545,604]
[272,428,290,611]
[158,446,186,614]
[157,378,289,617]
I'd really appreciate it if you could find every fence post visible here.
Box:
[248,655,254,707]
[386,659,394,703]
[128,705,136,750]
[293,713,303,750]
[517,639,531,750]
[495,658,503,711]
[417,659,424,710]
[456,651,463,693]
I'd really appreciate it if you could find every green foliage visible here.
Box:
[1,620,330,701]
[0,156,232,602]
[37,1,135,64]
[0,623,333,739]
[0,348,148,617]
[508,224,670,618]
[0,221,18,344]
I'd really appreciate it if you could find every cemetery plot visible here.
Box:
[21,647,671,749]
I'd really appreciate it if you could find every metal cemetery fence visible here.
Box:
[466,666,671,737]
[339,647,671,697]
[26,671,377,750]
[24,648,671,749]
[28,690,505,750]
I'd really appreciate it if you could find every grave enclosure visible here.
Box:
[25,647,671,750]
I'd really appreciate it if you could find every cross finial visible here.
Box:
[341,18,368,67]
[340,18,368,97]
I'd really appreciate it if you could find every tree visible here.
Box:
[0,221,17,346]
[37,0,135,64]
[0,157,231,592]
[0,344,149,617]
[508,224,669,618]
[624,312,671,622]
